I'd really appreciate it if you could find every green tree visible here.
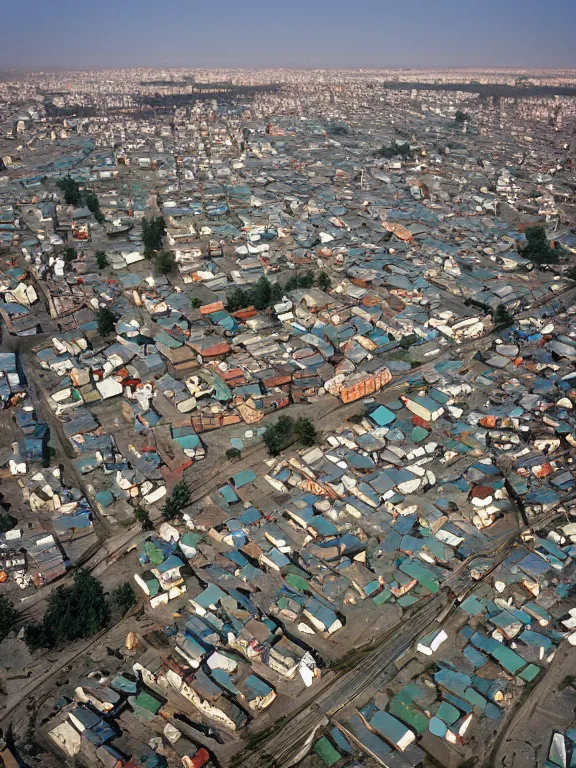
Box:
[155,251,175,275]
[227,287,252,312]
[252,275,272,310]
[566,266,576,281]
[316,271,331,291]
[522,226,560,266]
[112,583,137,613]
[0,512,17,534]
[25,570,109,650]
[96,306,118,337]
[492,303,513,327]
[95,250,108,269]
[455,111,469,123]
[24,621,54,650]
[142,216,166,255]
[134,506,154,531]
[0,596,18,642]
[262,415,295,456]
[63,247,77,263]
[295,417,318,447]
[226,447,242,460]
[375,141,412,159]
[84,190,100,215]
[56,175,82,206]
[162,480,191,521]
[190,297,202,309]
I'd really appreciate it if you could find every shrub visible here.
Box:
[226,447,242,460]
[63,247,77,263]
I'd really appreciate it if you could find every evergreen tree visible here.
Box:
[161,480,191,521]
[0,596,17,641]
[142,216,166,255]
[95,250,108,269]
[0,512,17,534]
[112,583,137,613]
[63,246,77,263]
[134,506,153,531]
[155,251,175,275]
[317,271,331,291]
[57,175,82,206]
[252,275,272,310]
[492,304,513,327]
[523,226,560,265]
[262,415,295,456]
[24,570,109,650]
[96,307,118,337]
[84,190,100,214]
[295,417,318,447]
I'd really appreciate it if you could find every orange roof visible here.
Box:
[200,301,225,315]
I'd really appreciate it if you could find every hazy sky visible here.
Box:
[2,0,575,70]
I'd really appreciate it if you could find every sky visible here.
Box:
[1,0,575,71]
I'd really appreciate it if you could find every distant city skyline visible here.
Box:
[2,0,575,71]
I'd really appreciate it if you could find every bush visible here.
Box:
[0,596,18,641]
[162,480,191,521]
[112,582,137,613]
[96,307,118,337]
[455,110,469,123]
[295,417,319,447]
[134,506,153,531]
[567,266,576,281]
[155,251,175,275]
[95,250,108,269]
[522,226,560,266]
[226,447,242,460]
[190,297,202,309]
[24,570,109,650]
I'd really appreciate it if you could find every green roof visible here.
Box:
[314,737,341,767]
